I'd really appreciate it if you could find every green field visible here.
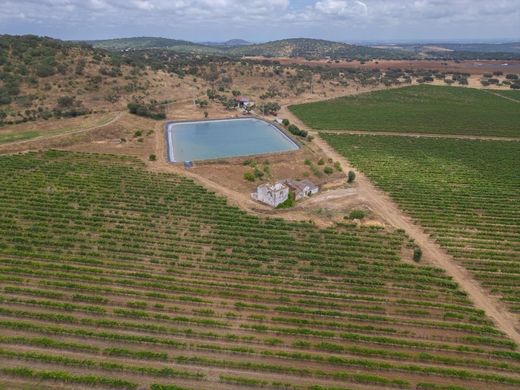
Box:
[492,89,520,101]
[1,150,520,389]
[0,130,40,144]
[321,134,520,317]
[290,85,520,137]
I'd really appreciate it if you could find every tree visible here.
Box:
[347,170,356,183]
[282,118,290,127]
[57,96,75,108]
[259,102,281,116]
[195,99,208,108]
[206,89,217,100]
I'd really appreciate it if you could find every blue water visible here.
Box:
[167,118,299,162]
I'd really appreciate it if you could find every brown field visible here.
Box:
[246,56,520,74]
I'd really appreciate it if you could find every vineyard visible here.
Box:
[289,85,520,137]
[320,134,520,321]
[0,150,519,389]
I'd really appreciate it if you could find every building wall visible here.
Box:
[256,185,288,207]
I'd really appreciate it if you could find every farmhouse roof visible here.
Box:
[285,179,318,192]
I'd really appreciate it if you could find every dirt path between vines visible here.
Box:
[309,129,520,347]
[482,89,520,104]
[319,130,520,141]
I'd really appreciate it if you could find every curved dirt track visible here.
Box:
[0,111,123,150]
[311,130,520,347]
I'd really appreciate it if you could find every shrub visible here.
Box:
[244,172,255,182]
[347,170,356,183]
[127,102,166,120]
[57,96,75,108]
[323,166,333,175]
[287,124,307,138]
[282,118,290,126]
[149,154,157,162]
[253,168,264,178]
[317,158,324,165]
[349,210,366,220]
[276,192,295,209]
[0,91,12,105]
[35,63,55,77]
[413,247,423,262]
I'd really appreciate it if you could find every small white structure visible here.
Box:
[285,179,319,200]
[251,182,289,208]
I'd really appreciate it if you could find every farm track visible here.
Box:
[482,89,520,104]
[318,130,520,141]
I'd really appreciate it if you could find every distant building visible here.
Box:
[236,96,254,108]
[284,179,319,200]
[251,182,289,208]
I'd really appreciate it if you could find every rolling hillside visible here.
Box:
[87,36,222,54]
[88,36,520,60]
[0,35,206,126]
[89,37,410,59]
[226,38,410,59]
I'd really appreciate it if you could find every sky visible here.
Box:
[1,0,519,43]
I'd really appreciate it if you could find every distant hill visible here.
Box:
[202,39,251,47]
[88,36,222,54]
[88,36,410,60]
[224,38,410,59]
[375,42,520,59]
[433,42,520,54]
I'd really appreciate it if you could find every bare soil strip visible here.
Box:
[482,89,520,104]
[319,130,520,141]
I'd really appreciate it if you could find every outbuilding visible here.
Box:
[284,179,319,200]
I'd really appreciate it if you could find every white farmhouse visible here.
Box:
[251,182,289,208]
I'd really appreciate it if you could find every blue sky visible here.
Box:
[1,0,519,43]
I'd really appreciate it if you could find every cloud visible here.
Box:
[315,0,368,17]
[0,0,518,40]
